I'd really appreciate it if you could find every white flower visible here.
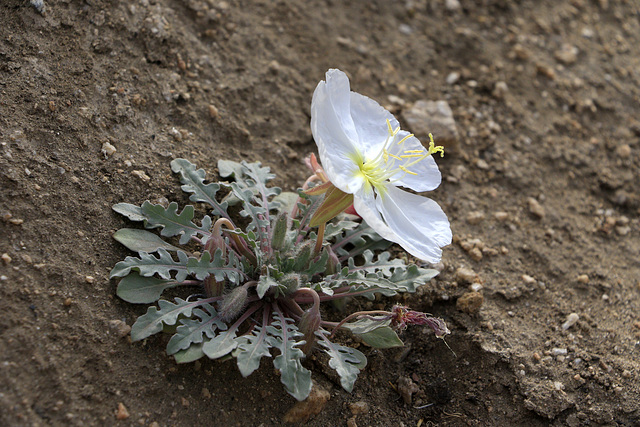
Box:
[311,69,452,263]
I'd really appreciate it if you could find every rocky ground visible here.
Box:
[1,0,639,425]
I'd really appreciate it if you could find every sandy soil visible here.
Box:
[1,0,639,425]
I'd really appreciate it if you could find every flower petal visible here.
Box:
[352,183,397,243]
[376,185,451,263]
[311,71,361,193]
[349,92,399,161]
[387,132,442,192]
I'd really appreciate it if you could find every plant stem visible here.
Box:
[314,222,326,256]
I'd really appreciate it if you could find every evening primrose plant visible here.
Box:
[111,70,451,401]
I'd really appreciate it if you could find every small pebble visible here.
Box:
[116,403,130,420]
[521,274,536,285]
[349,401,369,416]
[85,275,95,284]
[1,253,12,265]
[551,348,567,356]
[101,142,117,157]
[64,298,73,306]
[615,144,631,158]
[527,197,545,219]
[554,44,579,65]
[532,352,542,362]
[109,320,132,338]
[201,387,211,398]
[455,267,479,284]
[470,283,483,292]
[446,72,460,85]
[208,105,219,119]
[283,384,330,424]
[576,274,589,284]
[493,81,509,99]
[466,211,485,225]
[444,0,461,12]
[494,211,509,221]
[131,170,150,182]
[562,313,579,330]
[468,247,483,261]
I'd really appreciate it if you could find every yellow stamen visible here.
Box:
[427,133,445,157]
[397,133,414,145]
[399,165,418,175]
[399,154,425,158]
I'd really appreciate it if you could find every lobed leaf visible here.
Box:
[202,329,239,359]
[234,325,272,377]
[266,314,312,401]
[171,158,231,220]
[316,331,367,392]
[110,249,190,281]
[332,221,390,258]
[174,342,206,364]
[166,304,227,355]
[186,249,243,284]
[131,297,208,341]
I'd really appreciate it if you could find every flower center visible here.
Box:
[357,119,444,194]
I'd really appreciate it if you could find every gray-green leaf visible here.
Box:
[131,298,204,341]
[234,325,272,377]
[113,228,180,254]
[116,273,186,304]
[166,305,227,355]
[317,332,367,392]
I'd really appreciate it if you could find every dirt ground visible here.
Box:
[1,0,640,425]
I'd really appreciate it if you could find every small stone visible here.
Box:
[616,226,631,236]
[468,247,483,261]
[116,403,129,420]
[85,275,95,284]
[349,401,369,416]
[527,197,545,219]
[576,274,589,284]
[455,267,479,284]
[494,211,509,221]
[109,320,132,338]
[562,313,580,330]
[536,63,556,80]
[397,377,419,405]
[445,72,460,85]
[347,417,358,427]
[466,211,485,225]
[181,397,189,407]
[456,291,483,314]
[492,81,509,99]
[615,144,631,158]
[283,384,330,423]
[131,170,150,182]
[9,218,24,225]
[444,0,461,12]
[470,283,483,292]
[554,44,579,65]
[201,387,211,398]
[532,352,542,362]
[475,159,490,170]
[551,348,567,356]
[521,274,536,285]
[268,60,280,74]
[101,142,117,158]
[64,298,73,306]
[208,104,219,119]
[402,100,459,152]
[1,253,12,265]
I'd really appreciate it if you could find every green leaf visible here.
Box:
[342,318,392,335]
[110,249,190,281]
[324,219,359,240]
[346,250,407,277]
[267,315,312,401]
[113,228,180,253]
[332,221,391,258]
[217,159,244,179]
[316,331,367,392]
[202,329,239,359]
[234,325,272,377]
[187,249,242,284]
[271,191,300,214]
[114,202,212,245]
[174,342,206,364]
[166,304,227,355]
[356,326,404,349]
[387,264,439,291]
[171,158,231,219]
[116,273,186,304]
[256,275,278,299]
[131,298,205,341]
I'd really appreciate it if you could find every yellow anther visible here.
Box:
[427,133,445,157]
[400,154,425,158]
[386,119,394,135]
[397,133,414,145]
[403,149,424,154]
[388,152,402,161]
[399,165,418,175]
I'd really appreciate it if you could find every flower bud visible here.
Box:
[323,246,340,275]
[271,212,289,251]
[293,240,314,271]
[204,234,225,258]
[280,273,300,295]
[298,305,321,354]
[218,285,248,322]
